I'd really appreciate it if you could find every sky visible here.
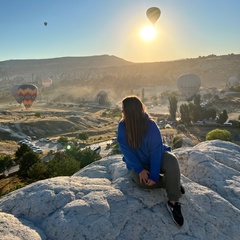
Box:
[1,0,240,63]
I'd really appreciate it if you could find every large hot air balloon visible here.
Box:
[17,84,38,109]
[96,90,109,105]
[42,78,52,87]
[44,22,47,26]
[146,7,161,25]
[177,74,201,101]
[11,84,22,104]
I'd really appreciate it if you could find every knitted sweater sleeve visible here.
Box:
[117,121,144,174]
[147,121,164,182]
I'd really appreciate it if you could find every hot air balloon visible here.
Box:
[17,84,38,109]
[146,7,161,25]
[96,90,109,105]
[44,22,47,26]
[42,78,52,87]
[177,74,201,101]
[11,84,22,104]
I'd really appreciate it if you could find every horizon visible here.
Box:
[1,0,240,63]
[1,52,239,64]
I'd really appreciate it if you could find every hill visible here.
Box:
[0,54,240,103]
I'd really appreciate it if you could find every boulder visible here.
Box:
[0,140,239,240]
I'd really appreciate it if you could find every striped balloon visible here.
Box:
[17,84,38,109]
[146,7,161,25]
[11,84,22,104]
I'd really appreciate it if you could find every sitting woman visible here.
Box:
[117,95,184,226]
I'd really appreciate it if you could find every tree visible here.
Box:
[47,155,80,177]
[193,94,201,106]
[0,155,13,174]
[27,161,49,180]
[204,108,216,120]
[206,129,232,142]
[0,158,5,174]
[65,144,81,161]
[168,95,178,120]
[188,102,203,122]
[217,109,228,124]
[15,144,32,164]
[57,137,68,146]
[77,132,89,143]
[70,127,75,133]
[180,104,191,124]
[78,148,101,168]
[19,151,41,177]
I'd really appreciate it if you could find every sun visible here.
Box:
[140,25,157,41]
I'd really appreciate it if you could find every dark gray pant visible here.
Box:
[130,151,182,201]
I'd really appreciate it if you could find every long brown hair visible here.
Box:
[121,95,149,149]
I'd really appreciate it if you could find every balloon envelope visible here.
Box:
[146,7,161,24]
[177,74,201,101]
[96,90,108,105]
[17,84,38,109]
[42,78,52,87]
[44,22,47,26]
[11,84,22,104]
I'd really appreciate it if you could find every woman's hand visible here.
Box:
[139,169,149,184]
[146,179,156,186]
[139,170,156,186]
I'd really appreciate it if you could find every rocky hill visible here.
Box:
[1,54,240,102]
[0,55,133,77]
[0,140,239,240]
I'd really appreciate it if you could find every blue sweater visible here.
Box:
[117,119,171,182]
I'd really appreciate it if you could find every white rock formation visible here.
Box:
[0,140,239,240]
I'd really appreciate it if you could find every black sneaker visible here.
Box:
[180,185,185,194]
[166,201,184,226]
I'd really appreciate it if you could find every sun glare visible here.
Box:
[140,25,157,41]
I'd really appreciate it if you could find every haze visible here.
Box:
[1,0,240,63]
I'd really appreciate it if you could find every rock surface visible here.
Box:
[0,140,239,240]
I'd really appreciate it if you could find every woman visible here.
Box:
[117,95,184,226]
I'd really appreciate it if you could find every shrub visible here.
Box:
[78,148,101,168]
[47,155,80,177]
[111,144,121,155]
[34,112,41,117]
[57,136,69,146]
[27,161,49,180]
[101,112,107,117]
[171,135,183,149]
[176,124,188,133]
[8,183,26,193]
[77,132,89,143]
[206,129,232,142]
